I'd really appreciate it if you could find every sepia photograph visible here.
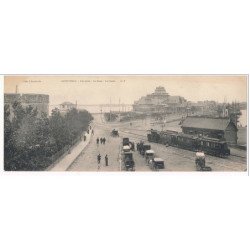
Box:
[4,75,248,172]
[1,1,250,250]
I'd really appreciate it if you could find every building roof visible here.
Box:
[60,101,75,106]
[152,86,168,96]
[182,116,235,131]
[167,96,186,103]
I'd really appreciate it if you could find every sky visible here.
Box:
[4,75,247,106]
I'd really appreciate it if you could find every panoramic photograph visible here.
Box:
[4,75,247,172]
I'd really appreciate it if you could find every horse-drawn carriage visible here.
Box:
[145,149,155,163]
[122,137,134,151]
[123,152,135,171]
[195,152,212,171]
[140,144,151,156]
[111,129,119,137]
[122,145,131,153]
[149,158,165,171]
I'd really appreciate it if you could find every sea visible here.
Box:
[49,105,133,115]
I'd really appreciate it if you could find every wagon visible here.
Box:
[140,144,151,156]
[145,150,155,163]
[111,129,119,137]
[149,158,165,171]
[123,152,135,171]
[195,152,211,171]
[122,145,131,152]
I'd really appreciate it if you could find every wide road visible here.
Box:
[69,114,151,171]
[69,114,247,172]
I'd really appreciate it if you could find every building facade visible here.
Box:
[133,86,187,114]
[59,102,77,113]
[4,93,49,119]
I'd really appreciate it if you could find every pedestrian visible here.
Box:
[105,154,108,166]
[103,137,106,144]
[87,129,89,134]
[83,135,86,141]
[100,138,103,144]
[92,129,94,135]
[96,137,99,144]
[97,154,101,164]
[89,125,92,130]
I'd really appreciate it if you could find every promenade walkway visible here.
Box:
[49,129,93,171]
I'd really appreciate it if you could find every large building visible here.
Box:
[133,86,187,114]
[4,93,49,118]
[181,116,238,145]
[59,101,77,113]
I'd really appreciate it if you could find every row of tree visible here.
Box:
[4,102,93,171]
[104,112,118,122]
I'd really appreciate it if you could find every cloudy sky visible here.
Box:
[4,75,247,106]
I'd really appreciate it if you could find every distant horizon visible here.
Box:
[4,92,247,106]
[4,75,247,106]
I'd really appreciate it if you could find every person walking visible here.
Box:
[103,137,106,144]
[83,135,86,141]
[92,129,94,135]
[105,154,108,166]
[96,137,99,145]
[97,154,101,164]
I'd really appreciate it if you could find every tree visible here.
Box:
[4,104,94,171]
[50,108,71,150]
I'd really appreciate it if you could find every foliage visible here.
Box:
[104,112,118,122]
[4,103,93,171]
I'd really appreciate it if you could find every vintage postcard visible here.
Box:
[4,75,247,172]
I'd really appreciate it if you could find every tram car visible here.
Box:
[147,129,161,143]
[147,130,230,157]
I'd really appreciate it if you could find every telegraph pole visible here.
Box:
[109,97,111,121]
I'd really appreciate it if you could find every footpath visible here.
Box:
[229,147,247,158]
[48,128,93,171]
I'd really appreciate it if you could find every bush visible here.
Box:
[104,112,118,122]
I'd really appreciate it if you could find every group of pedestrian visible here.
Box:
[96,137,106,145]
[97,154,109,168]
[89,125,94,135]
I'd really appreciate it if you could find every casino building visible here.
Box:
[132,86,187,114]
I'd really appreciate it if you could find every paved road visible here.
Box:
[69,114,247,172]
